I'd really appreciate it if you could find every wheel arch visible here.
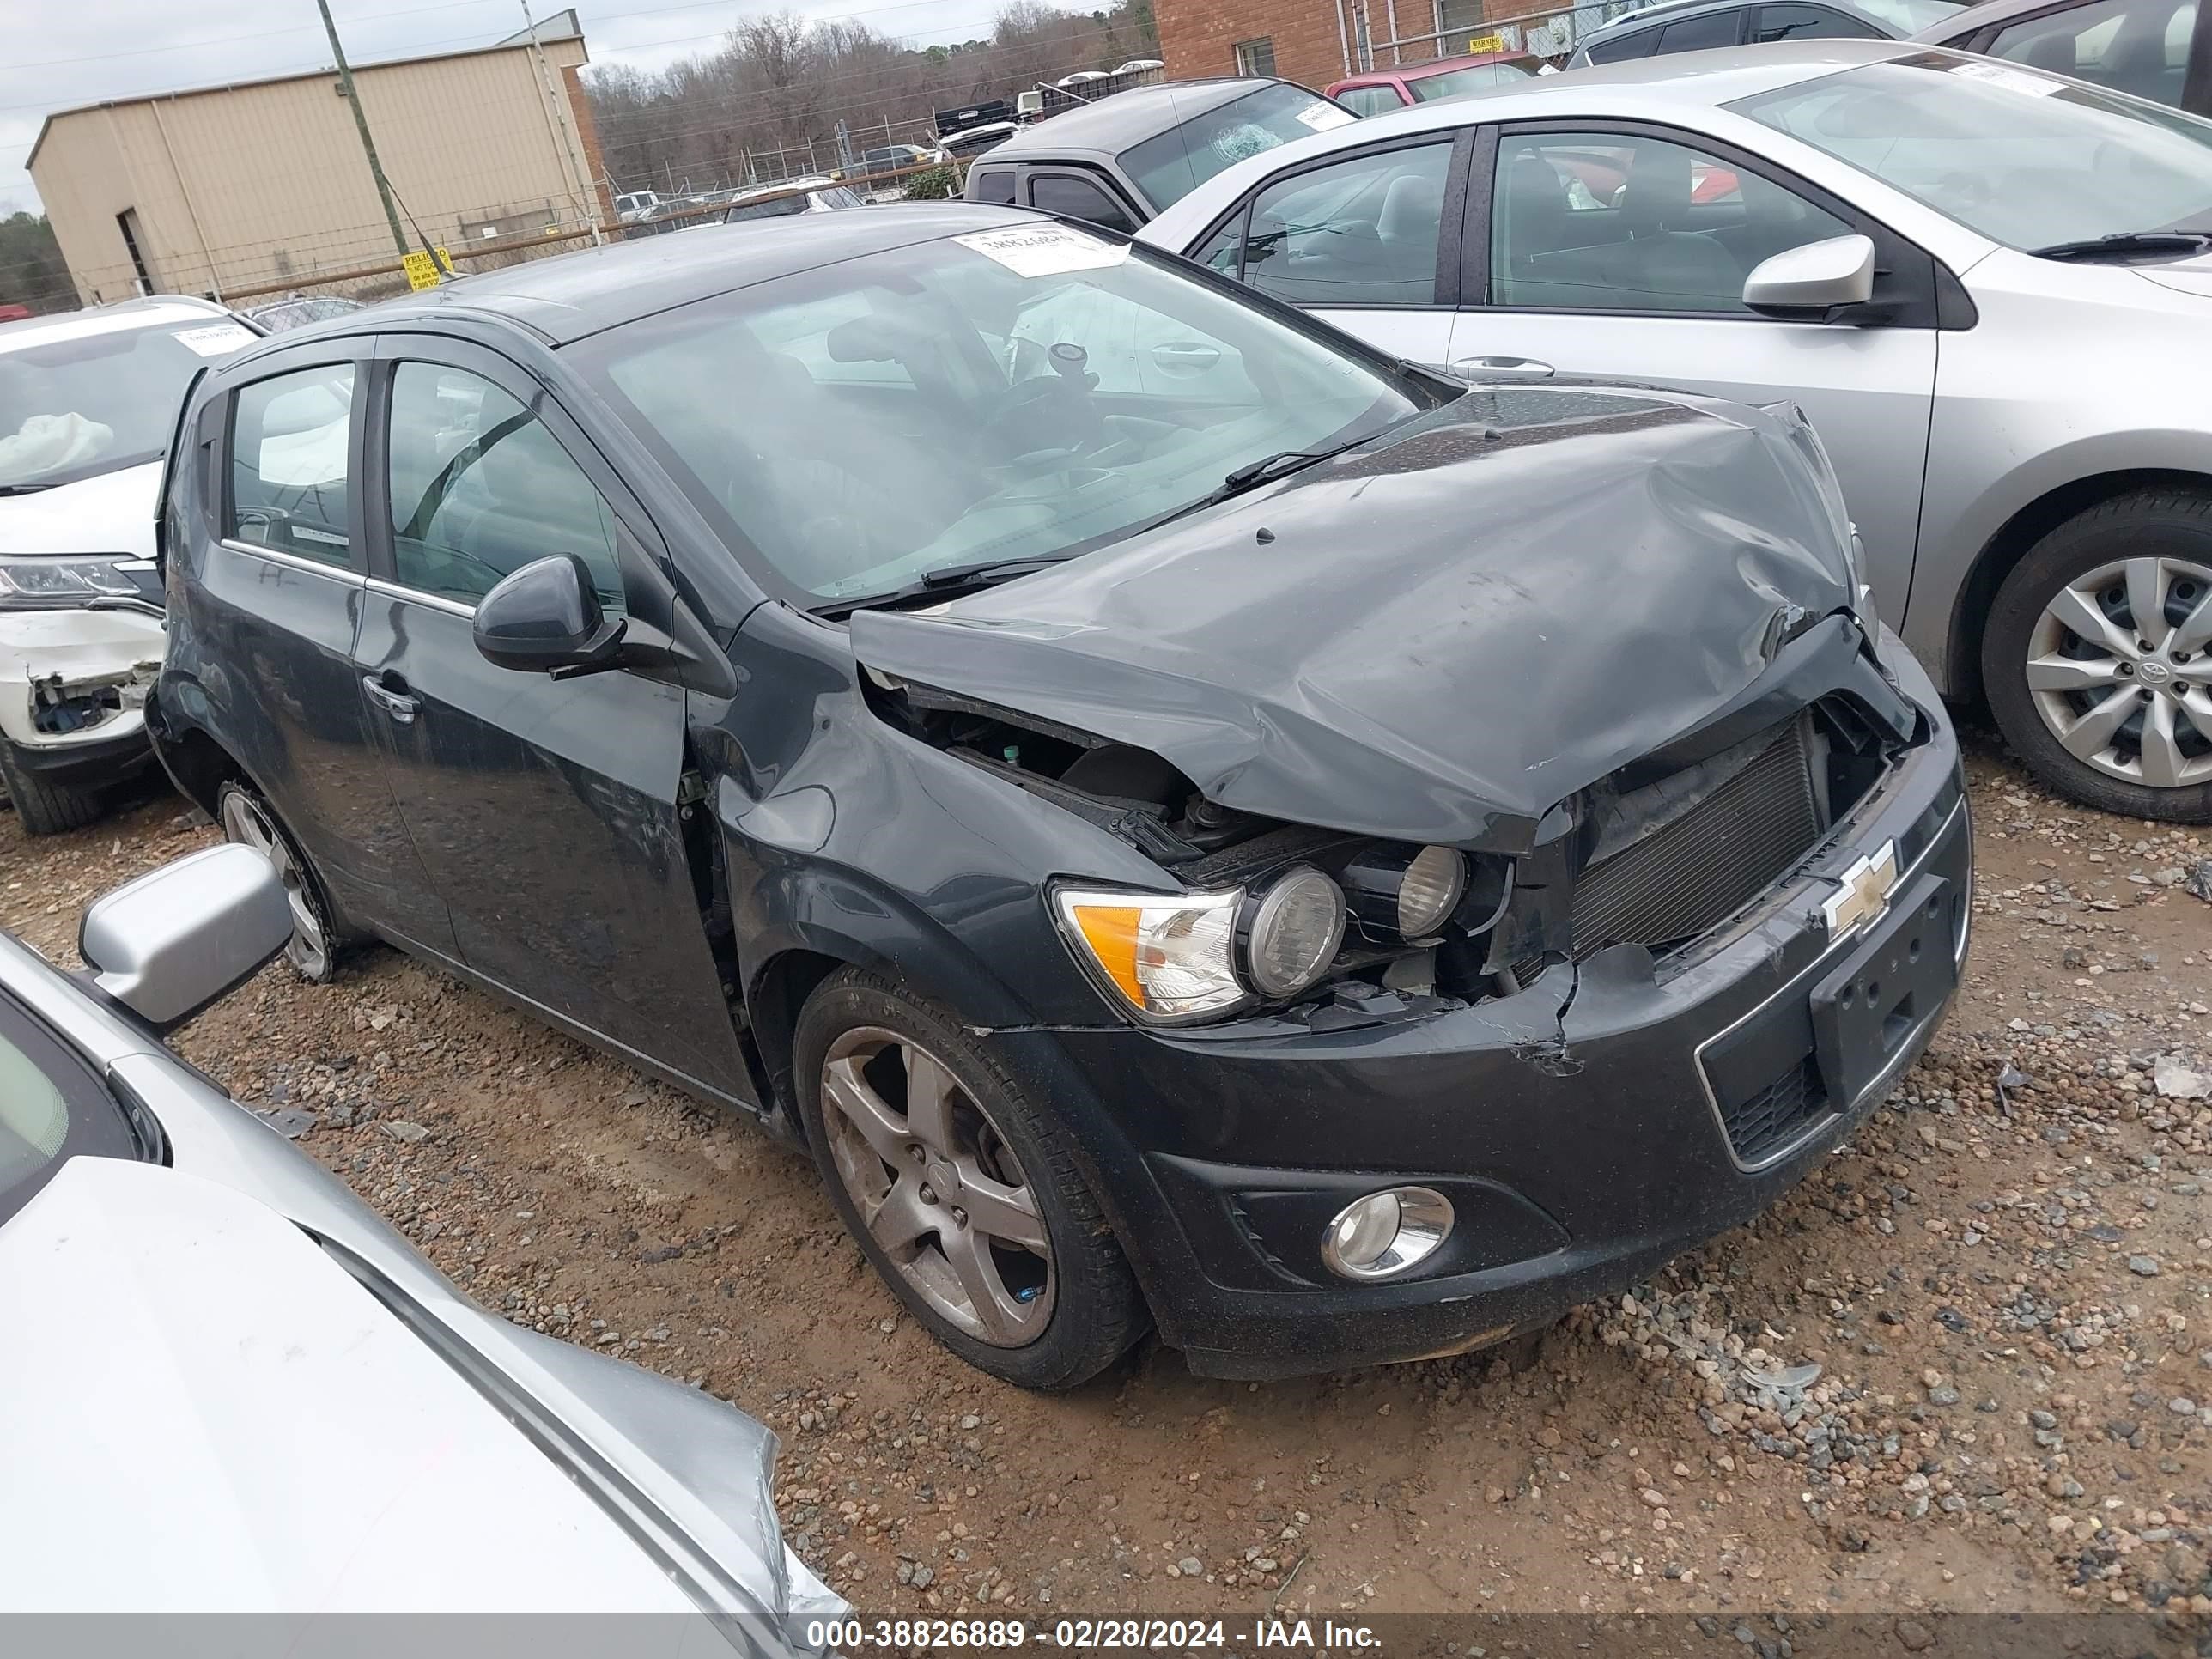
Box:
[144,682,248,819]
[1945,466,2212,708]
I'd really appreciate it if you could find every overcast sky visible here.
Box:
[0,0,1013,217]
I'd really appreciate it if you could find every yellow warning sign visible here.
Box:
[1464,31,1508,52]
[402,247,451,290]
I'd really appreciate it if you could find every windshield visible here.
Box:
[0,995,140,1226]
[1732,53,2212,248]
[0,316,255,490]
[1407,59,1543,102]
[1120,84,1358,210]
[572,223,1424,605]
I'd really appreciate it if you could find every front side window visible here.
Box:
[1490,131,1850,312]
[1656,9,1747,50]
[572,227,1424,605]
[1120,83,1358,210]
[1732,53,2212,248]
[1239,143,1455,307]
[228,364,356,569]
[1408,60,1545,100]
[1986,0,2196,106]
[1,315,257,491]
[1030,173,1139,234]
[384,364,625,611]
[1235,38,1279,76]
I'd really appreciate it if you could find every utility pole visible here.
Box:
[313,0,412,264]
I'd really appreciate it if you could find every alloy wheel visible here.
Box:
[219,788,331,979]
[817,1026,1054,1346]
[2026,555,2212,790]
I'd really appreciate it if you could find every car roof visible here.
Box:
[1138,39,1948,245]
[258,203,1045,347]
[984,79,1289,161]
[1580,0,1895,40]
[1904,0,2039,36]
[1352,48,1530,82]
[0,295,234,349]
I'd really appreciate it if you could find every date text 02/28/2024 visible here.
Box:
[806,1619,1384,1650]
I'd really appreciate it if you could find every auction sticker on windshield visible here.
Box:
[954,225,1127,277]
[173,323,258,356]
[1296,102,1358,131]
[1946,59,2063,96]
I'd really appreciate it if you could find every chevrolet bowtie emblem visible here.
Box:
[1822,841,1898,939]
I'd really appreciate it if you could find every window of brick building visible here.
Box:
[1435,0,1490,45]
[1234,37,1278,75]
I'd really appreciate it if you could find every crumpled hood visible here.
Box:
[0,459,161,557]
[853,384,1859,850]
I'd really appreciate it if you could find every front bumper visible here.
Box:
[0,608,164,780]
[1001,637,1969,1380]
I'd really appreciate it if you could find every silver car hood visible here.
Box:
[0,1157,704,1614]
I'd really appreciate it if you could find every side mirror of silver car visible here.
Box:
[1741,234,1877,320]
[79,842,294,1031]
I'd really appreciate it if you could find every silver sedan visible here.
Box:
[0,842,840,1644]
[1137,40,2212,820]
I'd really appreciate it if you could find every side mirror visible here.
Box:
[79,843,293,1031]
[473,555,627,677]
[1741,234,1877,320]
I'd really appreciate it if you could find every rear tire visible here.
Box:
[0,741,104,836]
[1982,489,2212,823]
[215,779,344,982]
[793,967,1147,1390]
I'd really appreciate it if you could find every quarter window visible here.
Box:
[228,365,356,570]
[383,364,624,611]
[1239,143,1454,307]
[1489,131,1851,313]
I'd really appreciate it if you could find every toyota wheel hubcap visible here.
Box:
[818,1027,1053,1346]
[220,791,331,978]
[2027,555,2212,789]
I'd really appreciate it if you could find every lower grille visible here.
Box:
[1571,718,1820,958]
[1721,1054,1832,1165]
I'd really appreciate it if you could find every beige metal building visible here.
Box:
[27,10,612,306]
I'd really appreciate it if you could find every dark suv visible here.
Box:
[151,205,1969,1389]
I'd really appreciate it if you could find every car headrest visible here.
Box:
[1621,143,1693,235]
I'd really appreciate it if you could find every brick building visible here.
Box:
[1156,0,1602,89]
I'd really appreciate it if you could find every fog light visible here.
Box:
[1320,1186,1454,1281]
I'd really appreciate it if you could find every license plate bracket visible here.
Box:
[1809,872,1955,1108]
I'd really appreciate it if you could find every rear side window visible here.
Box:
[972,169,1018,204]
[1754,3,1872,37]
[1029,173,1139,233]
[1658,9,1747,50]
[384,363,625,611]
[228,364,356,570]
[1586,25,1663,59]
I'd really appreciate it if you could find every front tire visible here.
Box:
[793,968,1147,1390]
[0,742,104,836]
[1983,490,2212,822]
[216,779,343,981]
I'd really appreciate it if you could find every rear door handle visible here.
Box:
[1451,356,1554,379]
[362,674,419,725]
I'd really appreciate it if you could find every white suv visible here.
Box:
[0,296,258,833]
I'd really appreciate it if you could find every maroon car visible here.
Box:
[1326,49,1541,116]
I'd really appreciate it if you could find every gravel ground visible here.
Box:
[6,732,2212,1628]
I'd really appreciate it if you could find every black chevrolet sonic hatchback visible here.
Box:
[152,204,1970,1389]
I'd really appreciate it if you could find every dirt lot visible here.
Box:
[6,732,2212,1628]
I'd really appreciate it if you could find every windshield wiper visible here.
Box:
[0,483,55,496]
[2029,230,2212,263]
[822,556,1069,616]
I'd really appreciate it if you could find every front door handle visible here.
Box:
[362,674,419,725]
[1451,356,1554,379]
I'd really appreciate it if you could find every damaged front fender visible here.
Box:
[0,608,164,750]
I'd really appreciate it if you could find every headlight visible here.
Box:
[1054,887,1246,1022]
[0,554,142,610]
[1341,844,1465,942]
[1238,867,1346,1000]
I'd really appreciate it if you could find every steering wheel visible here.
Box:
[985,342,1104,457]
